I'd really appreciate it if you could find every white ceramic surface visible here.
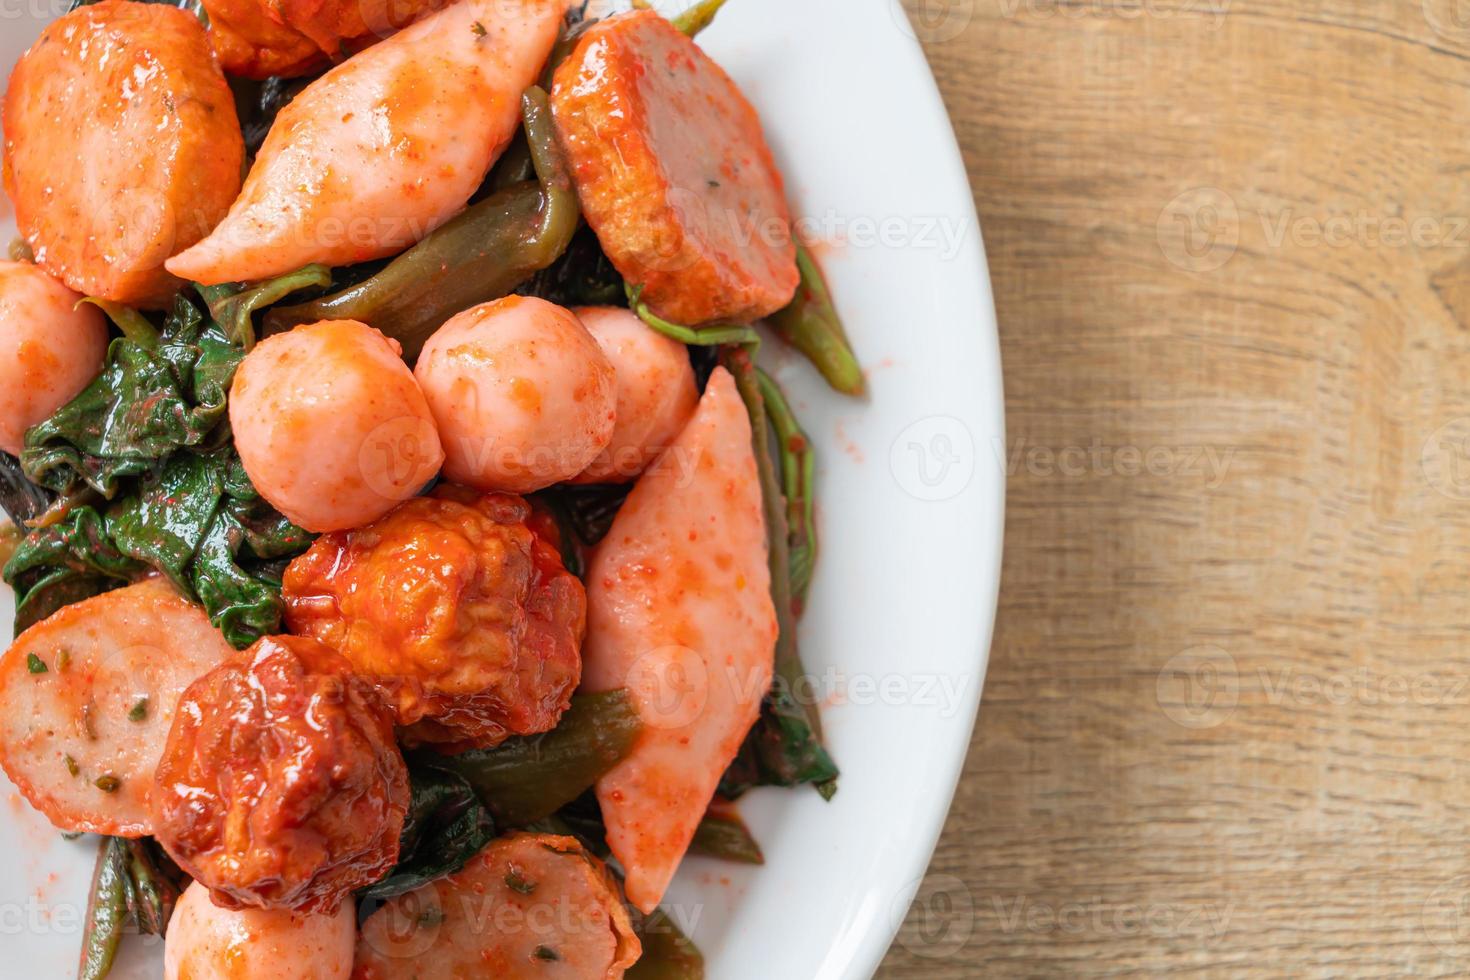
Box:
[0,1,1004,976]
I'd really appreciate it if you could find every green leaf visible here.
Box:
[423,691,641,828]
[187,463,311,649]
[361,768,495,902]
[688,809,763,865]
[107,452,225,594]
[197,265,332,350]
[628,908,705,980]
[20,295,241,498]
[3,507,140,634]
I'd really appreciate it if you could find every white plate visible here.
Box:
[0,1,1003,976]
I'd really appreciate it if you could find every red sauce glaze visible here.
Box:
[283,488,585,751]
[151,636,408,914]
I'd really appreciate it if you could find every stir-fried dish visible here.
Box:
[0,0,862,976]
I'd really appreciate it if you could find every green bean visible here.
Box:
[124,839,184,937]
[767,242,864,396]
[79,837,131,980]
[721,347,838,800]
[689,811,764,865]
[625,283,762,347]
[671,0,729,36]
[424,690,640,827]
[263,87,579,361]
[628,909,705,980]
[631,0,728,38]
[756,369,817,608]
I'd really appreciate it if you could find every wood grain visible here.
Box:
[879,1,1470,975]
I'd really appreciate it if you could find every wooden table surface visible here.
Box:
[878,1,1470,975]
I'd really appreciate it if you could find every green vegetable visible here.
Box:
[767,242,864,396]
[123,839,184,938]
[689,809,764,865]
[719,348,838,801]
[264,87,579,361]
[671,0,729,36]
[362,768,495,902]
[631,0,728,38]
[628,909,706,980]
[78,299,160,348]
[21,293,240,498]
[756,369,817,607]
[26,653,46,674]
[3,506,140,634]
[504,870,537,895]
[78,838,130,980]
[79,836,186,980]
[127,698,148,722]
[3,450,311,645]
[198,265,332,350]
[423,691,641,827]
[626,283,762,347]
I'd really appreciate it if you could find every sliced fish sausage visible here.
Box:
[3,1,244,307]
[354,834,641,979]
[0,579,235,837]
[551,10,800,326]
